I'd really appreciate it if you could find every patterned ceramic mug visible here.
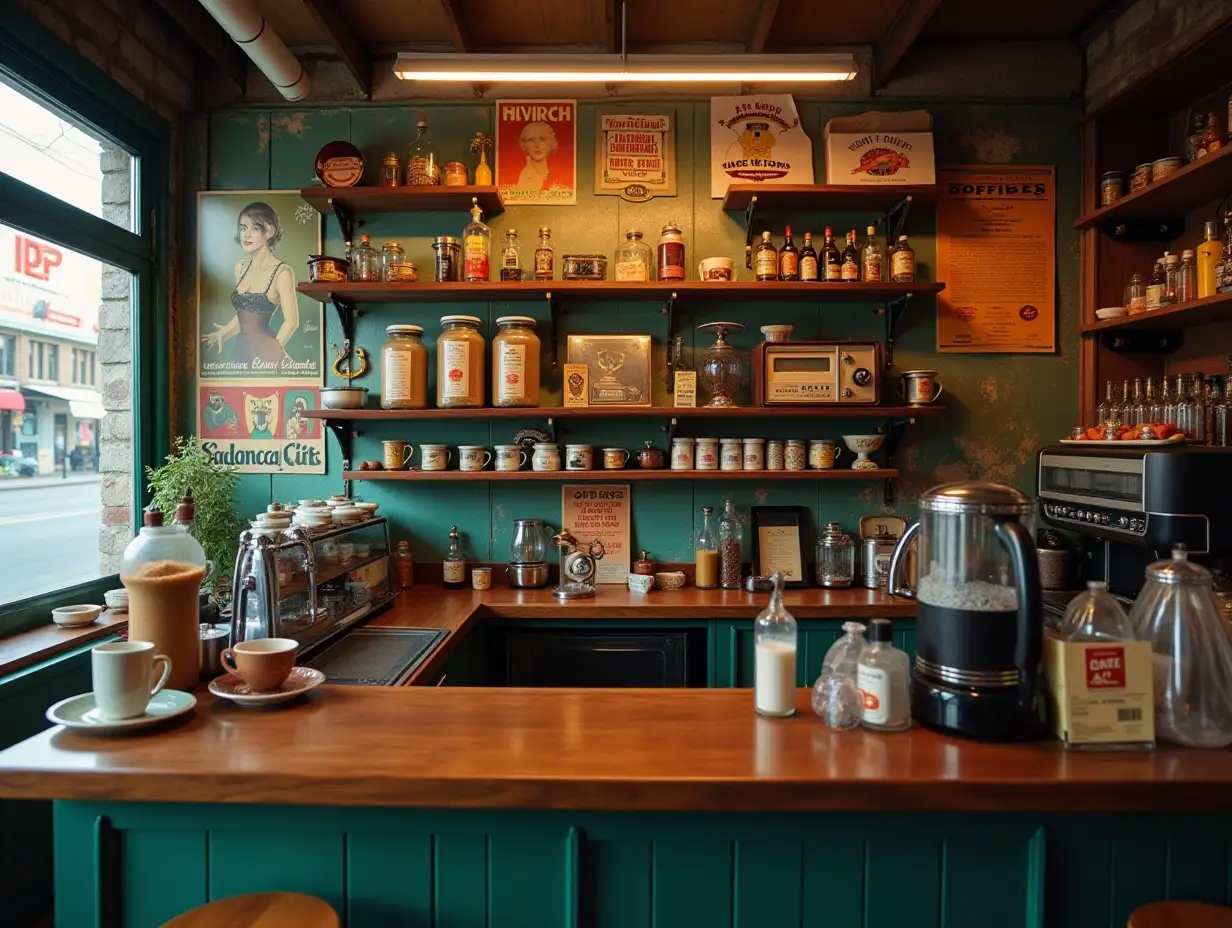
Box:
[420,444,451,471]
[494,444,527,472]
[382,440,414,471]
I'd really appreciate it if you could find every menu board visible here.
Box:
[936,165,1056,353]
[561,484,630,583]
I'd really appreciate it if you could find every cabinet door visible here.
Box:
[506,631,691,687]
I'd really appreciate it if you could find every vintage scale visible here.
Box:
[552,528,605,600]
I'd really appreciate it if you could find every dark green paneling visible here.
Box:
[722,618,917,687]
[346,831,433,927]
[121,829,206,928]
[197,99,1080,561]
[208,828,345,915]
[653,839,732,927]
[435,833,489,926]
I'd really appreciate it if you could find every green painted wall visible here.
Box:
[185,101,1080,563]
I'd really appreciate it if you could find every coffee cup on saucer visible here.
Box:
[220,638,298,693]
[91,641,172,720]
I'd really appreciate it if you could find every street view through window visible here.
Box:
[0,78,135,606]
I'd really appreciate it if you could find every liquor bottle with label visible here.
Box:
[1199,112,1223,157]
[857,619,911,732]
[822,226,841,282]
[1145,259,1165,311]
[443,525,467,591]
[1222,214,1232,293]
[533,226,554,281]
[840,230,860,282]
[890,234,915,283]
[462,197,490,283]
[779,225,799,281]
[755,231,778,282]
[861,224,883,283]
[499,228,522,282]
[799,232,818,282]
[1198,221,1222,298]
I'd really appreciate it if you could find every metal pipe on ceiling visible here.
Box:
[195,0,310,101]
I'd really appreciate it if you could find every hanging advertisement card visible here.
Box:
[594,112,675,201]
[196,384,325,474]
[496,99,577,205]
[936,165,1056,353]
[562,484,630,583]
[710,94,813,198]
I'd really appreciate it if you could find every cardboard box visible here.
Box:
[1044,633,1155,749]
[824,110,935,186]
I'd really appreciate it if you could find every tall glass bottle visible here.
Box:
[1129,378,1145,425]
[890,235,915,282]
[754,571,797,717]
[821,226,841,282]
[1211,372,1230,447]
[694,506,719,590]
[1178,249,1197,303]
[857,618,911,731]
[1148,377,1166,424]
[799,232,818,282]
[406,111,441,186]
[1145,260,1165,311]
[779,225,799,281]
[462,197,490,283]
[499,229,522,282]
[754,231,778,282]
[862,224,883,282]
[534,226,554,281]
[1142,378,1157,425]
[718,498,743,590]
[1199,220,1222,298]
[1173,373,1193,435]
[1159,375,1178,427]
[840,230,860,282]
[1162,252,1180,306]
[443,525,466,591]
[1097,379,1117,424]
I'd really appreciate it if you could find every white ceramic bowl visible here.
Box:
[760,324,794,343]
[842,434,885,453]
[320,386,368,410]
[1095,306,1128,320]
[103,589,128,612]
[627,574,654,594]
[52,604,104,627]
[354,501,379,515]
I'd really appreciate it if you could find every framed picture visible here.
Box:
[751,506,811,588]
[566,335,652,407]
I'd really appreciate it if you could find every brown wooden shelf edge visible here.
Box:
[1078,291,1232,332]
[721,183,939,212]
[345,469,899,481]
[299,185,505,216]
[1073,145,1232,228]
[303,405,945,421]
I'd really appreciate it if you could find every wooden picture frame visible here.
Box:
[751,506,811,588]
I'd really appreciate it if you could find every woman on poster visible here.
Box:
[515,121,565,192]
[201,202,300,367]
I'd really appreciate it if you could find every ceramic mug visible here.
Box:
[458,445,493,472]
[670,438,695,470]
[532,443,561,472]
[900,370,943,406]
[220,637,297,693]
[603,447,630,469]
[91,641,171,721]
[566,444,593,470]
[420,444,451,471]
[381,440,414,471]
[494,444,527,472]
[698,256,734,281]
[695,438,719,471]
[809,439,843,470]
[720,440,743,471]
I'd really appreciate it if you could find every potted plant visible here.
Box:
[146,436,249,599]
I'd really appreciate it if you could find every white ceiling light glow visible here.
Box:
[393,53,858,84]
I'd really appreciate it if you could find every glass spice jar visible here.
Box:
[436,314,486,409]
[349,233,381,282]
[406,111,441,186]
[491,316,541,408]
[381,151,401,187]
[718,498,743,590]
[657,220,685,281]
[381,242,416,282]
[815,521,855,588]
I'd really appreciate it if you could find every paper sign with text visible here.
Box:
[562,484,630,583]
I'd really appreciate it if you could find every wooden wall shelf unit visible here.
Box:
[300,185,504,216]
[345,469,899,482]
[720,184,938,213]
[1078,292,1232,333]
[299,281,944,304]
[1075,145,1232,229]
[303,406,944,422]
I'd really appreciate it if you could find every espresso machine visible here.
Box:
[887,482,1047,741]
[1037,445,1232,600]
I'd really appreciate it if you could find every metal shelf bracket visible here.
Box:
[882,416,914,507]
[329,197,357,243]
[887,194,914,243]
[328,293,363,374]
[743,194,758,269]
[876,293,913,369]
[659,416,679,447]
[324,420,358,498]
[546,417,558,444]
[547,292,560,368]
[661,292,678,391]
[1100,329,1184,354]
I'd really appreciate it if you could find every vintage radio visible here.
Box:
[751,341,880,406]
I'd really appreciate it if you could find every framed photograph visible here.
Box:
[751,506,811,588]
[566,335,652,407]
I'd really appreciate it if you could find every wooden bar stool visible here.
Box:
[1129,902,1232,928]
[159,892,338,928]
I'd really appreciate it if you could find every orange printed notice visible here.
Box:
[936,165,1056,353]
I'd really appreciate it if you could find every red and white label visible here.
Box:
[1086,647,1126,688]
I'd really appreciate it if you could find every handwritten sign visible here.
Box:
[562,484,630,583]
[595,113,675,201]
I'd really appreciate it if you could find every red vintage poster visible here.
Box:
[495,99,577,205]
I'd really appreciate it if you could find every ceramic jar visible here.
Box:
[532,443,561,472]
[742,437,765,470]
[720,438,743,471]
[565,444,593,470]
[695,437,719,471]
[671,437,695,470]
[637,441,664,469]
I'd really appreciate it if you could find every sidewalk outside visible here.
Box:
[0,471,102,492]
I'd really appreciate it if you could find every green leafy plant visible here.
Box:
[146,436,249,596]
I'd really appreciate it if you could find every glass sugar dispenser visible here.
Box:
[811,621,866,730]
[815,521,855,588]
[697,321,745,408]
[1128,546,1232,748]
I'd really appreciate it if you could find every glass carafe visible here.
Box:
[815,521,855,588]
[510,519,553,564]
[1128,547,1232,748]
[697,321,745,408]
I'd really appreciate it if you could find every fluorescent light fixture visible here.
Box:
[393,53,857,83]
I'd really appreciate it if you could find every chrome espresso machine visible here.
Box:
[1037,444,1232,599]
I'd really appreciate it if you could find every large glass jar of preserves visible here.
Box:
[381,324,428,409]
[614,229,653,281]
[436,314,486,408]
[492,316,541,408]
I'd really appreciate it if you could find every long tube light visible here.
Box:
[393,53,857,83]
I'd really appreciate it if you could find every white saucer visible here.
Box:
[46,690,197,732]
[208,667,326,707]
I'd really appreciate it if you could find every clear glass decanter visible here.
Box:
[697,321,745,408]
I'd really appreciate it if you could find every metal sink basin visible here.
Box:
[303,627,447,685]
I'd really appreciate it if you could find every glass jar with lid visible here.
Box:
[492,316,541,407]
[436,314,486,408]
[349,233,381,282]
[657,221,685,281]
[815,521,855,588]
[614,229,653,281]
[381,324,428,409]
[381,242,417,282]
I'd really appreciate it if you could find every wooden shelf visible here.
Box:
[1074,145,1232,229]
[721,184,937,212]
[299,280,944,304]
[303,405,943,422]
[345,469,897,482]
[1078,291,1232,332]
[300,185,504,216]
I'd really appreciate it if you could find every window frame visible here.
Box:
[0,7,171,635]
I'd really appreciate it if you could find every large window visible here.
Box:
[0,9,168,630]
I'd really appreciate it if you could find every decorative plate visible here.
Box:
[208,667,326,707]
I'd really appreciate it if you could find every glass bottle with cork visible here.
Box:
[779,226,799,281]
[462,197,490,283]
[443,526,466,590]
[861,225,883,282]
[1162,252,1180,306]
[718,498,743,590]
[840,230,860,282]
[534,226,555,281]
[890,235,915,283]
[821,226,841,282]
[395,540,415,589]
[799,232,818,282]
[754,231,778,282]
[500,229,522,282]
[1145,259,1165,311]
[695,506,719,589]
[406,111,441,186]
[754,572,797,717]
[857,618,911,732]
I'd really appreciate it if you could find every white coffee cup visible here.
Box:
[91,641,171,721]
[420,444,451,471]
[494,444,527,472]
[565,444,593,470]
[698,256,735,281]
[458,445,492,472]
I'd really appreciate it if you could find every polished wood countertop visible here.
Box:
[2,686,1231,812]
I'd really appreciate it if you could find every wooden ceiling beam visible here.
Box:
[874,0,943,89]
[748,0,781,54]
[302,0,372,98]
[150,0,247,94]
[439,0,473,53]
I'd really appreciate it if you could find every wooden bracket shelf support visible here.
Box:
[661,292,678,391]
[887,194,914,244]
[743,194,758,269]
[330,198,357,243]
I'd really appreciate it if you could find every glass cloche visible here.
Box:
[697,321,745,408]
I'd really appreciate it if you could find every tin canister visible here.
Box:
[1099,171,1124,206]
[433,236,461,282]
[1129,163,1152,191]
[1151,157,1182,181]
[900,370,943,406]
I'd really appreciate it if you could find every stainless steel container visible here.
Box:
[506,561,551,588]
[863,532,898,589]
[200,623,230,678]
[900,370,943,406]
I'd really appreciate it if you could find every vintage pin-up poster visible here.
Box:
[496,99,577,205]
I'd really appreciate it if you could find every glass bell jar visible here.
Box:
[697,321,745,408]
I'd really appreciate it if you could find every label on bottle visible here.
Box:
[464,234,489,281]
[500,247,520,282]
[383,350,414,404]
[534,247,553,279]
[780,252,798,279]
[800,255,818,281]
[755,249,777,279]
[443,559,465,583]
[1145,283,1162,311]
[658,242,685,280]
[891,250,914,282]
[857,664,890,725]
[841,256,860,282]
[824,255,841,282]
[614,258,648,281]
[496,342,526,403]
[441,340,470,399]
[863,254,882,283]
